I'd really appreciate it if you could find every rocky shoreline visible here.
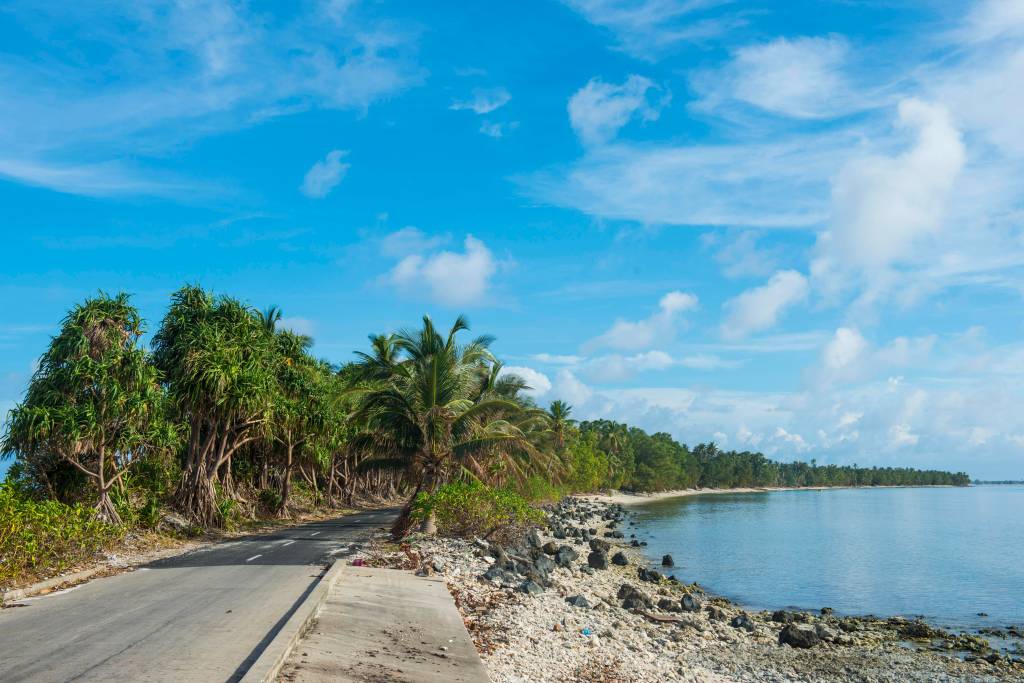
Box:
[364,497,1024,682]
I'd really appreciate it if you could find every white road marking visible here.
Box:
[281,540,295,547]
[309,531,320,536]
[245,555,262,562]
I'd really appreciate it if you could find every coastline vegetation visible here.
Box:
[1,288,970,586]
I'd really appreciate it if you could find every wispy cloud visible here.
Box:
[561,0,740,60]
[300,150,350,198]
[0,1,423,197]
[450,87,511,114]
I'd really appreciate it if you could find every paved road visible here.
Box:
[0,508,397,683]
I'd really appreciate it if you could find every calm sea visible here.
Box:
[629,485,1024,631]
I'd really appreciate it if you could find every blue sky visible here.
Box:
[2,0,1023,479]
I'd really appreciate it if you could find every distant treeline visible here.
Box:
[559,419,971,492]
[973,480,1024,485]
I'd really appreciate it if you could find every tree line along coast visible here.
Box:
[1,286,969,587]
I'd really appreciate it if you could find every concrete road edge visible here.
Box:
[238,559,348,683]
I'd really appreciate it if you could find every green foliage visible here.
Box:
[0,482,121,588]
[411,481,544,543]
[572,421,971,492]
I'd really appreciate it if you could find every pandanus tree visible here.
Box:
[152,286,276,526]
[270,330,330,515]
[353,315,543,538]
[2,293,174,524]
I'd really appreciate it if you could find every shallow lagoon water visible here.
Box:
[630,485,1024,631]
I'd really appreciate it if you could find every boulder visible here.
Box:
[637,567,662,583]
[661,554,674,567]
[566,595,592,609]
[611,552,629,566]
[815,624,839,642]
[589,539,611,553]
[542,541,558,555]
[618,584,654,610]
[657,598,682,613]
[587,550,609,570]
[731,613,755,632]
[680,594,702,613]
[554,545,579,568]
[519,580,544,596]
[526,528,543,548]
[706,606,729,622]
[534,554,556,574]
[771,610,795,624]
[779,624,821,649]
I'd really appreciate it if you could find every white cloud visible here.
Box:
[822,327,868,371]
[704,230,780,280]
[814,327,936,387]
[588,290,698,351]
[0,1,423,197]
[583,350,675,382]
[889,423,919,447]
[501,365,552,398]
[479,121,519,138]
[822,99,965,272]
[551,369,594,407]
[300,150,349,198]
[561,0,737,60]
[387,234,499,306]
[450,87,511,114]
[522,133,849,228]
[531,353,585,365]
[720,270,808,340]
[694,36,855,119]
[568,75,666,146]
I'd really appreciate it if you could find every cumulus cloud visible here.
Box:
[501,365,552,398]
[694,36,855,119]
[300,150,350,198]
[450,87,511,114]
[814,327,936,387]
[588,290,698,351]
[568,75,666,146]
[814,99,965,281]
[720,270,808,340]
[387,234,498,306]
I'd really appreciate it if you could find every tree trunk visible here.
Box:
[390,482,424,539]
[95,485,122,525]
[279,443,293,517]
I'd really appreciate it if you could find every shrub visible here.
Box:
[411,480,545,543]
[0,482,121,589]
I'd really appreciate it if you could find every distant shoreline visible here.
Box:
[585,484,960,506]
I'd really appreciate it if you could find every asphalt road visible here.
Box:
[0,508,397,683]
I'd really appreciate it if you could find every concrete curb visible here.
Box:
[2,566,106,603]
[238,559,348,683]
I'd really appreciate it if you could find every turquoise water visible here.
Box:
[629,486,1024,631]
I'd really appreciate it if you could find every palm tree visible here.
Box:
[353,315,540,538]
[3,293,174,524]
[547,400,574,452]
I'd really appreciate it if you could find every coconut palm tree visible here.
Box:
[3,293,174,524]
[547,400,574,452]
[353,315,541,538]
